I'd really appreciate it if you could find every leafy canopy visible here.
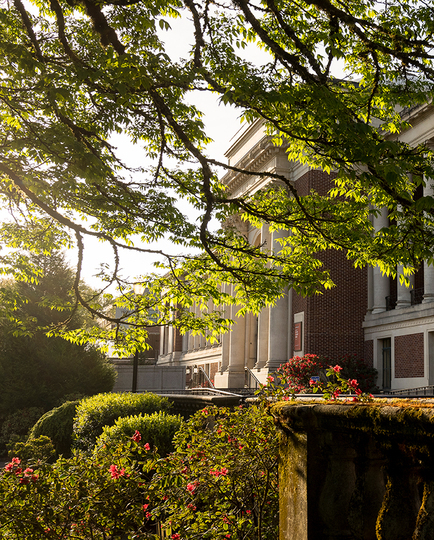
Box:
[1,0,434,351]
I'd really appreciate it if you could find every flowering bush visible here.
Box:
[259,353,378,401]
[95,411,183,458]
[0,434,157,538]
[0,403,277,539]
[147,403,279,540]
[310,365,374,402]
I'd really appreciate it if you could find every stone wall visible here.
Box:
[111,365,186,392]
[273,399,434,540]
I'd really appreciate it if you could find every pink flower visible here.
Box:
[143,504,149,511]
[186,483,196,492]
[332,365,343,373]
[109,464,126,479]
[5,457,21,472]
[145,512,151,519]
[144,443,151,451]
[187,503,196,510]
[171,534,180,539]
[267,376,274,382]
[131,430,141,442]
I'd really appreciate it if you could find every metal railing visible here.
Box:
[244,367,261,390]
[388,385,434,396]
[411,287,424,305]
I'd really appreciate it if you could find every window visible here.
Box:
[382,338,392,389]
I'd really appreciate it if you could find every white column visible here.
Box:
[182,332,189,351]
[372,209,390,313]
[160,326,165,356]
[214,302,246,388]
[227,305,246,373]
[396,265,414,309]
[266,288,289,370]
[255,307,269,369]
[266,229,290,369]
[424,177,434,303]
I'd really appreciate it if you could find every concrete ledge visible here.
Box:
[272,399,434,540]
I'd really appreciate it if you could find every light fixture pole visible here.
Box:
[132,282,145,393]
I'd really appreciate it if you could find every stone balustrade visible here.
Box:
[272,399,434,540]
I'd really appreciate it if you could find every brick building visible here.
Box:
[157,107,434,392]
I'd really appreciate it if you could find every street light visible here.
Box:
[132,282,145,393]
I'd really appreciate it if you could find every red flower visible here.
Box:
[332,365,343,373]
[144,443,151,451]
[186,483,196,492]
[131,430,141,442]
[171,534,180,539]
[109,464,126,479]
[143,504,149,511]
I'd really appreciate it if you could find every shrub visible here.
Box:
[0,403,278,539]
[28,401,79,457]
[0,441,155,538]
[8,435,56,464]
[148,403,279,540]
[72,392,172,451]
[269,353,378,395]
[96,411,183,457]
[334,354,379,392]
[0,407,44,456]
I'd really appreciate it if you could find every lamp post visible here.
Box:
[132,282,145,393]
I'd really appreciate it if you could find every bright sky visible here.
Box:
[75,12,271,290]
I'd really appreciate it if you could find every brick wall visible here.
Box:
[210,362,219,384]
[395,333,424,378]
[292,170,367,361]
[174,328,183,352]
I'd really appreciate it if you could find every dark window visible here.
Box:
[382,338,392,389]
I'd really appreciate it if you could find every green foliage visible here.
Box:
[261,353,378,395]
[96,411,183,458]
[0,403,277,539]
[0,407,44,457]
[29,401,79,458]
[0,0,434,351]
[8,436,56,465]
[260,354,377,402]
[0,443,155,539]
[73,392,172,452]
[0,333,116,414]
[148,404,279,539]
[309,365,374,402]
[0,253,116,415]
